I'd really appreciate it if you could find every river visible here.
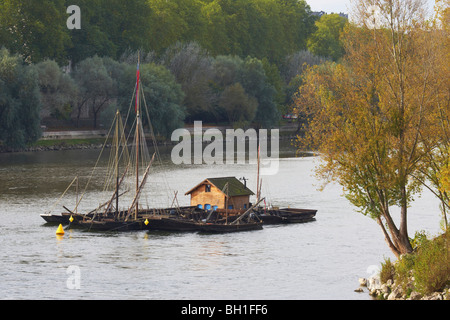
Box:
[0,143,443,300]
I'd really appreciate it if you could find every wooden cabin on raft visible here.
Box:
[185,177,254,211]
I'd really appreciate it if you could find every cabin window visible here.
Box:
[243,204,247,209]
[228,205,234,209]
[205,184,211,192]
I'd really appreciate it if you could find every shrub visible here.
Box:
[380,257,395,284]
[395,253,416,293]
[413,231,450,295]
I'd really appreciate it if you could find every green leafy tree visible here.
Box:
[36,59,77,120]
[65,0,117,64]
[200,0,229,56]
[307,13,348,61]
[0,0,70,63]
[262,58,285,117]
[161,42,214,121]
[0,48,41,149]
[67,0,153,64]
[72,56,116,128]
[218,83,257,125]
[148,0,208,55]
[239,57,278,128]
[218,0,315,63]
[210,55,279,127]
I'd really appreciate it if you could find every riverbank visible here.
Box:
[0,122,300,153]
[358,272,450,300]
[356,230,450,300]
[0,137,176,153]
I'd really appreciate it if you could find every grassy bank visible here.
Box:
[34,138,109,148]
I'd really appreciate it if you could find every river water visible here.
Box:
[0,143,443,300]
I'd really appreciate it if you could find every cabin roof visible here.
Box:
[185,177,254,197]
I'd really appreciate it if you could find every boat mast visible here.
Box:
[115,110,120,216]
[75,175,79,213]
[135,54,141,221]
[225,182,229,224]
[257,143,260,202]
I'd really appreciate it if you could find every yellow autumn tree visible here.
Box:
[415,0,450,231]
[442,161,450,193]
[294,0,448,257]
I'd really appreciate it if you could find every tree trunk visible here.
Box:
[399,186,413,254]
[377,216,401,258]
[377,193,413,259]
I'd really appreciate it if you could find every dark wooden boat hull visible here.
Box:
[145,214,263,233]
[78,219,149,231]
[40,212,87,224]
[78,215,263,233]
[41,206,199,225]
[198,222,263,233]
[145,217,200,232]
[40,214,68,224]
[256,208,317,224]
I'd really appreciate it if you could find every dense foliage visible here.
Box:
[0,0,319,65]
[0,0,348,148]
[380,229,450,297]
[0,48,41,149]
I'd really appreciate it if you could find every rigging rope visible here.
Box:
[46,176,78,214]
[140,83,176,208]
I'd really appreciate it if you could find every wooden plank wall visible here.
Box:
[189,183,250,210]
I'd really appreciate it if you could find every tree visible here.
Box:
[210,55,280,127]
[294,0,443,258]
[67,0,153,64]
[36,59,77,120]
[139,63,185,137]
[208,0,315,63]
[262,58,285,117]
[212,55,243,90]
[307,13,348,61]
[239,57,279,128]
[200,0,229,56]
[442,157,450,195]
[0,48,41,149]
[281,49,329,84]
[218,83,257,125]
[161,42,214,121]
[148,0,208,55]
[281,50,329,125]
[72,56,116,128]
[0,0,70,63]
[65,0,117,64]
[414,2,450,231]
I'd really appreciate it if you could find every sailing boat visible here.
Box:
[76,56,187,231]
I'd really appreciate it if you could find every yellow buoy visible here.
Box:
[69,215,74,223]
[56,224,65,236]
[144,219,149,226]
